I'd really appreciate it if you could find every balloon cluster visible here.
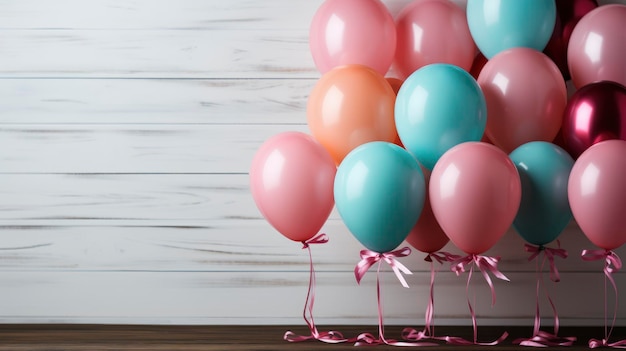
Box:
[251,0,626,282]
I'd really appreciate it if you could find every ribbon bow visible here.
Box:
[451,254,509,306]
[355,247,413,288]
[525,243,568,282]
[284,234,349,344]
[352,247,436,347]
[581,249,625,349]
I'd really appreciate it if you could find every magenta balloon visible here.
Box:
[250,132,336,242]
[406,167,449,254]
[568,4,626,88]
[568,140,626,250]
[543,0,598,80]
[309,0,396,75]
[478,48,567,153]
[394,0,475,79]
[430,142,521,255]
[561,81,626,159]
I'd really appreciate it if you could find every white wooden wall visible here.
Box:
[0,0,624,326]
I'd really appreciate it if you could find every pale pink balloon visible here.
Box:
[406,167,449,253]
[478,48,567,153]
[568,140,626,250]
[568,4,626,88]
[394,0,476,79]
[250,132,336,242]
[430,142,521,255]
[309,0,396,75]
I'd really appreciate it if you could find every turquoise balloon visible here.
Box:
[395,64,486,170]
[334,142,425,253]
[509,141,574,246]
[467,0,556,59]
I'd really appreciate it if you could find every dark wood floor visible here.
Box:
[0,324,623,350]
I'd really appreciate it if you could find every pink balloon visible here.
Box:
[478,48,567,153]
[250,132,336,242]
[568,4,626,88]
[406,167,449,254]
[394,0,476,79]
[568,140,626,250]
[430,142,521,255]
[309,0,396,75]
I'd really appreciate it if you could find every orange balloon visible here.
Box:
[308,65,397,164]
[386,77,405,147]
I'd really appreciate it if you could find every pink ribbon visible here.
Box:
[284,234,349,344]
[448,254,510,345]
[582,249,626,349]
[524,243,568,283]
[355,247,413,288]
[353,247,437,347]
[403,252,461,342]
[513,243,576,347]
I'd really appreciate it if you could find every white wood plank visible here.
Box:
[0,0,424,30]
[0,270,622,325]
[0,218,621,274]
[0,174,255,221]
[0,29,314,78]
[0,124,306,173]
[0,79,313,124]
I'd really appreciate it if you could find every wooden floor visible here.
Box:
[0,325,623,350]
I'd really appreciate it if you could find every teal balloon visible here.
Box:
[334,142,425,253]
[509,141,574,246]
[395,63,486,170]
[467,0,556,59]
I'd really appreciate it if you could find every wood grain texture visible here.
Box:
[0,124,306,173]
[1,0,625,326]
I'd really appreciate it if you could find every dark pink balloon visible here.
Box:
[543,0,598,81]
[561,81,626,158]
[406,168,449,254]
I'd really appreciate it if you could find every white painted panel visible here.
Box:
[0,79,313,124]
[1,0,625,326]
[0,271,622,325]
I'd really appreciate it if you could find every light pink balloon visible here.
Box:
[568,4,626,88]
[394,0,476,79]
[568,140,626,250]
[430,142,521,255]
[250,132,336,242]
[309,0,396,75]
[406,167,449,254]
[478,48,567,153]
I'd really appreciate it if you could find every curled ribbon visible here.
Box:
[513,243,576,347]
[403,252,461,342]
[353,247,437,347]
[284,233,349,344]
[448,254,510,345]
[582,249,626,349]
